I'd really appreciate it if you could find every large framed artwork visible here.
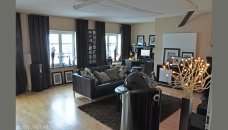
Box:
[163,48,180,64]
[137,35,144,46]
[52,72,63,85]
[64,70,73,83]
[182,52,194,58]
[149,35,155,45]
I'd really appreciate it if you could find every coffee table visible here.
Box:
[114,85,128,112]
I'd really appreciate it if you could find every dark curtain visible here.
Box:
[96,21,106,66]
[121,24,131,61]
[76,19,89,68]
[28,15,50,89]
[16,13,28,95]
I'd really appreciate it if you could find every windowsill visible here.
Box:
[50,65,76,69]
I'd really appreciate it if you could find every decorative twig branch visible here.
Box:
[162,57,212,98]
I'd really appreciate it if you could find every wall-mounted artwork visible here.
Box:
[137,35,144,46]
[163,48,180,64]
[149,35,155,45]
[182,52,194,58]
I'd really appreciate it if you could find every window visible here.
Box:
[105,33,121,62]
[49,30,76,68]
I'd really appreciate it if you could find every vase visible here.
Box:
[179,88,193,130]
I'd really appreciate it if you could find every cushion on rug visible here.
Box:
[93,71,111,83]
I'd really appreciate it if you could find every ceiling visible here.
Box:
[16,0,212,24]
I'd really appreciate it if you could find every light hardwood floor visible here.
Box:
[16,84,201,130]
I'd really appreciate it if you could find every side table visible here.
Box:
[114,85,128,112]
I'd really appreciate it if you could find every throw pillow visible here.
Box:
[93,71,111,83]
[80,70,98,84]
[117,65,128,78]
[85,67,91,72]
[105,68,120,80]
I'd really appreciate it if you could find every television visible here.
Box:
[140,49,150,57]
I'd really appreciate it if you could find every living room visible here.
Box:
[16,0,212,130]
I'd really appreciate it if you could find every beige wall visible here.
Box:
[88,20,95,29]
[49,16,75,31]
[154,13,212,72]
[131,22,155,46]
[105,22,121,33]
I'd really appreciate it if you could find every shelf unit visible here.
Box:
[132,45,155,60]
[88,29,96,66]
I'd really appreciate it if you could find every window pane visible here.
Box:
[61,34,73,43]
[109,36,117,43]
[49,34,59,43]
[62,44,72,54]
[50,44,59,54]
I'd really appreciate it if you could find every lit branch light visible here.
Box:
[162,57,212,98]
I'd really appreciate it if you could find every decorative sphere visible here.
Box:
[124,71,154,90]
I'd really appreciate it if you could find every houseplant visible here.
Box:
[162,57,212,130]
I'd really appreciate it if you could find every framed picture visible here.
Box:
[163,48,180,64]
[149,35,155,45]
[137,35,144,46]
[64,70,73,83]
[182,52,194,58]
[171,56,183,65]
[52,72,63,85]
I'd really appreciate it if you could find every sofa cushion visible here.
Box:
[95,79,125,97]
[110,65,128,78]
[105,68,120,80]
[89,67,99,73]
[80,70,98,84]
[93,71,111,83]
[99,65,110,72]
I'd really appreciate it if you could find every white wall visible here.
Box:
[163,32,197,58]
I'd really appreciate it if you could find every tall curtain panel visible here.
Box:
[76,19,89,68]
[121,24,131,62]
[28,14,50,89]
[96,21,106,66]
[16,13,28,95]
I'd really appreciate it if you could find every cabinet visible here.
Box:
[88,29,96,66]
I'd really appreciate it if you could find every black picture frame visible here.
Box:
[149,35,155,45]
[52,72,63,86]
[64,70,73,83]
[182,52,194,58]
[163,48,180,64]
[137,35,144,46]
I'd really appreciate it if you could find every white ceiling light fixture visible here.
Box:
[73,0,163,15]
[73,0,106,9]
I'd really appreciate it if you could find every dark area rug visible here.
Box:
[78,94,181,130]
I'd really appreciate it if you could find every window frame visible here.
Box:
[105,33,121,62]
[49,30,76,67]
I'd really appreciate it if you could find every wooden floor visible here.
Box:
[16,84,201,130]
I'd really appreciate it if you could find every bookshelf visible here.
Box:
[88,29,96,66]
